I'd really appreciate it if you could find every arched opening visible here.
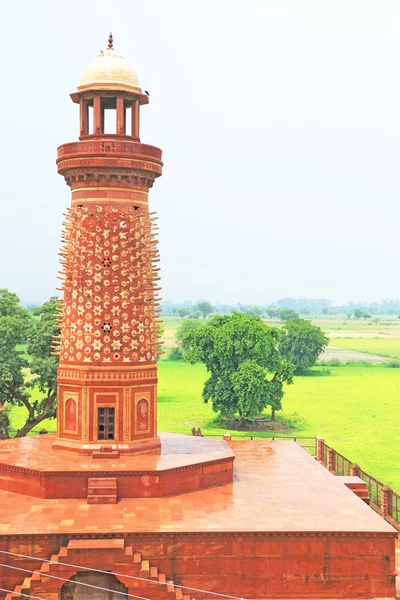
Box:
[60,571,127,600]
[137,398,149,432]
[65,397,77,432]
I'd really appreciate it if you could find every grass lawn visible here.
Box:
[8,318,400,493]
[330,337,400,359]
[157,362,400,491]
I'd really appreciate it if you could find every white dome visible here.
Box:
[77,37,142,95]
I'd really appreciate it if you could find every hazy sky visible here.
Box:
[1,1,400,306]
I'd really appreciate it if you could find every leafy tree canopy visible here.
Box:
[176,318,203,345]
[243,305,263,316]
[196,301,213,318]
[182,312,294,420]
[279,307,299,321]
[279,318,328,375]
[176,307,190,319]
[0,291,59,438]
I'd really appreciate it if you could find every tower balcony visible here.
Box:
[56,135,162,173]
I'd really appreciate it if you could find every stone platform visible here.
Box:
[0,440,396,599]
[0,432,234,499]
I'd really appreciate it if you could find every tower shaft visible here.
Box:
[53,42,163,453]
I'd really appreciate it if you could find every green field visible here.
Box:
[10,361,400,491]
[330,337,400,359]
[8,316,400,493]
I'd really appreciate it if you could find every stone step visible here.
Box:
[140,559,150,574]
[91,449,120,459]
[150,566,158,578]
[67,539,125,551]
[87,493,117,504]
[133,552,142,563]
[87,477,117,486]
[87,476,117,504]
[175,586,183,600]
[88,484,117,494]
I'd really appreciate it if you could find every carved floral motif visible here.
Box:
[54,205,161,366]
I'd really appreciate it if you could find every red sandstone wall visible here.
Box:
[129,533,397,598]
[0,532,396,599]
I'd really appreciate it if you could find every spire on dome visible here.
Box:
[107,32,114,50]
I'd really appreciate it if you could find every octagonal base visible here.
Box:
[0,432,234,500]
[52,436,161,455]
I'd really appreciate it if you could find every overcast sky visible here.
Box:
[1,1,399,306]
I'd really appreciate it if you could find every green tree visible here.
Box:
[196,301,213,319]
[299,307,310,316]
[322,306,329,315]
[243,306,262,316]
[346,312,352,320]
[354,309,363,319]
[0,291,59,438]
[279,318,328,375]
[168,346,184,361]
[0,289,33,437]
[182,313,294,421]
[176,318,203,345]
[279,307,299,321]
[266,307,278,318]
[176,307,189,319]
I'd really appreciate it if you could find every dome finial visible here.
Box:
[107,31,113,50]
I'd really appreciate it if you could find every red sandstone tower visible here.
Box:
[53,34,163,454]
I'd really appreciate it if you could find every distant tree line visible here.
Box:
[162,297,400,317]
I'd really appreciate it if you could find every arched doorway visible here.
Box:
[60,571,128,600]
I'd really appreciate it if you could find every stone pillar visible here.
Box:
[132,99,140,139]
[327,447,336,472]
[93,94,101,135]
[223,432,231,442]
[316,436,325,461]
[79,99,89,137]
[100,104,105,134]
[351,463,360,477]
[381,485,392,518]
[116,96,125,135]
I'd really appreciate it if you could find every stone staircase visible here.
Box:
[338,476,370,505]
[87,476,117,504]
[4,538,191,600]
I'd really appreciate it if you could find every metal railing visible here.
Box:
[334,450,353,477]
[358,469,383,507]
[197,432,317,455]
[319,441,400,530]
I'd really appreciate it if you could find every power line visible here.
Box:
[0,563,149,600]
[0,588,46,600]
[0,549,246,600]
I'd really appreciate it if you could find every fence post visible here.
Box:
[223,432,232,442]
[381,485,392,518]
[327,448,336,472]
[316,436,325,461]
[351,463,360,477]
